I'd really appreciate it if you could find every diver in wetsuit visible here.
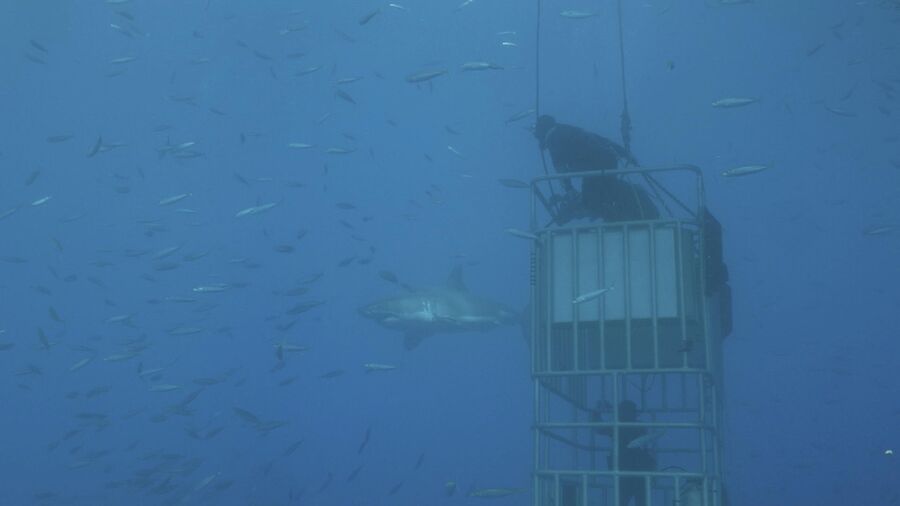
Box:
[534,115,658,223]
[594,400,656,506]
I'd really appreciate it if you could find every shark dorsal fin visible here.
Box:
[446,265,467,292]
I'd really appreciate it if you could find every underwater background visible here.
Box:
[1,0,898,504]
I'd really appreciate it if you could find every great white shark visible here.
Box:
[359,266,520,350]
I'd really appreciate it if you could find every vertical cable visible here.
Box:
[535,0,543,118]
[535,0,558,205]
[617,0,632,154]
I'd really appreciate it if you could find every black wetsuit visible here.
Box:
[594,412,656,506]
[612,426,656,506]
[542,123,631,175]
[538,120,658,222]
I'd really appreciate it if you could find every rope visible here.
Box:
[627,177,648,219]
[616,0,632,155]
[535,0,559,219]
[536,0,552,179]
[645,173,693,217]
[617,0,651,220]
[642,174,673,217]
[535,0,543,122]
[615,0,677,220]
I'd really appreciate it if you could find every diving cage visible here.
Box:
[528,166,732,506]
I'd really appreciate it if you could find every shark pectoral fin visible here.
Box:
[433,315,460,326]
[446,265,468,292]
[403,332,429,351]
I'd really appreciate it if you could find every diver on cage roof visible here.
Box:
[533,115,659,224]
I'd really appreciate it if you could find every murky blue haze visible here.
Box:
[0,0,898,505]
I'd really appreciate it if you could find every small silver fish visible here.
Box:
[159,193,191,206]
[364,363,397,372]
[572,286,614,304]
[460,61,503,71]
[720,165,769,177]
[447,145,465,158]
[296,66,321,76]
[505,228,539,241]
[335,89,356,104]
[863,225,894,236]
[110,23,133,37]
[152,245,181,260]
[148,384,181,392]
[560,10,598,18]
[823,104,857,117]
[274,343,309,354]
[138,367,166,378]
[104,352,140,362]
[104,314,133,324]
[405,69,447,83]
[168,326,204,336]
[468,488,526,498]
[505,108,535,124]
[711,97,757,108]
[235,202,278,218]
[164,297,198,303]
[69,358,93,372]
[192,284,230,293]
[194,473,220,492]
[0,207,19,220]
[627,430,666,449]
[498,178,529,189]
[358,8,381,25]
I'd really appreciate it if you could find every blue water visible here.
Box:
[1,0,898,504]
